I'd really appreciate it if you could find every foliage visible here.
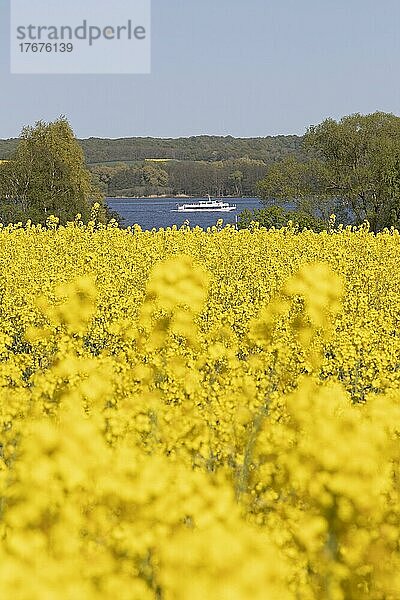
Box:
[0,219,400,598]
[0,118,104,224]
[258,112,400,231]
[0,135,306,165]
[73,134,304,163]
[238,205,327,231]
[91,158,268,198]
[0,134,307,199]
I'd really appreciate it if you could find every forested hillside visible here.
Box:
[0,139,18,158]
[79,134,305,163]
[0,134,306,198]
[0,134,305,163]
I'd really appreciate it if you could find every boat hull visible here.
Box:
[172,207,236,213]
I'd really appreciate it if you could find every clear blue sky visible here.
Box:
[1,0,400,138]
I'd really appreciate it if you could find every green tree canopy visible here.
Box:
[257,112,400,231]
[238,205,326,232]
[0,117,103,224]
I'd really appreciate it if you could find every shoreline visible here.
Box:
[106,195,256,200]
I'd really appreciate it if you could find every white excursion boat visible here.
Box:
[172,195,236,213]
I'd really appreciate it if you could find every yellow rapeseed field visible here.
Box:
[1,211,400,599]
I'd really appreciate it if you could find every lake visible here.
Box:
[106,197,262,230]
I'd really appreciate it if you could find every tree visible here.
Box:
[229,170,243,196]
[0,117,103,224]
[141,164,169,188]
[257,112,400,231]
[238,205,326,232]
[90,163,127,196]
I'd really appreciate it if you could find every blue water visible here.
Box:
[106,197,261,230]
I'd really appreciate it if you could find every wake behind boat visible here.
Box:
[172,196,236,213]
